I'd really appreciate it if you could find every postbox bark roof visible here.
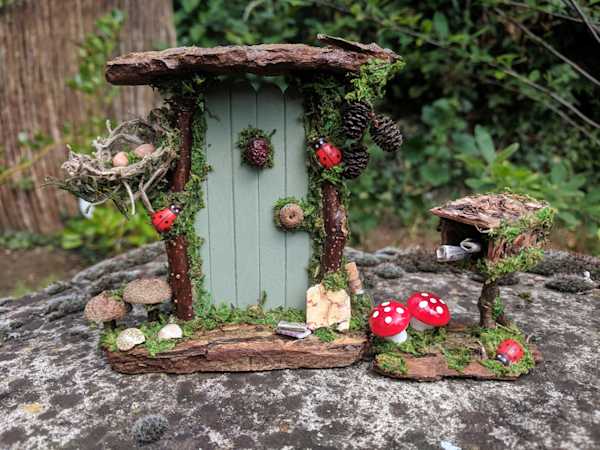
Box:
[105,34,399,86]
[430,193,547,231]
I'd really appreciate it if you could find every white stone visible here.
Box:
[384,306,391,312]
[372,310,379,318]
[306,284,351,331]
[436,306,444,314]
[384,316,392,324]
[419,300,428,308]
[431,298,438,304]
[158,323,183,340]
[116,328,145,351]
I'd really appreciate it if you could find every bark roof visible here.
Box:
[430,193,547,230]
[105,34,399,86]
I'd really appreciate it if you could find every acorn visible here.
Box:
[112,152,129,167]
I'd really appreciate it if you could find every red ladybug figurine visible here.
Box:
[314,138,342,169]
[151,204,181,233]
[495,338,524,366]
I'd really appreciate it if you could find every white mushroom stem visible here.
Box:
[385,330,408,344]
[410,317,434,332]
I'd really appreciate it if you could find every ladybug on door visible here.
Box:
[151,204,182,233]
[314,138,342,169]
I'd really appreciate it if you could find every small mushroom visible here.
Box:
[495,338,524,366]
[279,203,304,229]
[116,328,146,351]
[158,323,183,340]
[123,278,172,322]
[368,300,411,344]
[133,143,156,159]
[84,292,128,329]
[112,151,129,167]
[406,292,450,331]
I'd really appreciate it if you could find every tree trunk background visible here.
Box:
[0,0,175,234]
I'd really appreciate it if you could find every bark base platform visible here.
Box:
[105,324,368,374]
[372,320,542,382]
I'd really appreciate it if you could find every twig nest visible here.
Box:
[84,292,128,325]
[116,328,146,351]
[279,203,304,229]
[112,151,129,167]
[133,143,156,158]
[158,323,183,340]
[123,278,172,305]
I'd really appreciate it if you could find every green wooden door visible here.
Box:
[194,82,310,310]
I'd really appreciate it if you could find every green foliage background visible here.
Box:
[175,0,600,253]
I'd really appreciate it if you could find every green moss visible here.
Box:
[321,268,349,291]
[139,320,178,357]
[442,347,473,372]
[345,58,405,105]
[313,327,339,343]
[236,126,275,168]
[475,325,535,377]
[371,327,447,357]
[479,247,544,281]
[349,293,372,332]
[100,328,119,352]
[492,296,505,320]
[488,205,556,244]
[375,352,407,375]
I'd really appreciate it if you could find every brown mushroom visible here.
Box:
[123,278,172,322]
[84,292,128,329]
[279,203,304,229]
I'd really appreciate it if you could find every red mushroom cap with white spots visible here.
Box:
[369,300,411,337]
[406,292,450,327]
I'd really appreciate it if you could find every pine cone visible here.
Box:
[342,101,373,140]
[342,144,370,179]
[370,114,403,153]
[244,137,271,168]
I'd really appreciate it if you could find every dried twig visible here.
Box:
[495,8,600,88]
[563,0,600,45]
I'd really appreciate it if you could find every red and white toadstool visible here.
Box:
[406,292,450,331]
[495,339,524,366]
[369,300,411,344]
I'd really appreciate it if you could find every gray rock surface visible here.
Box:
[1,244,599,449]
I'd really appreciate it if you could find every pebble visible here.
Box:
[112,151,129,167]
[374,263,404,279]
[116,328,145,351]
[133,143,156,158]
[158,323,183,340]
[353,254,380,267]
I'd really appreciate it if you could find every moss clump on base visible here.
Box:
[476,325,535,377]
[313,327,339,342]
[375,352,407,376]
[442,347,473,372]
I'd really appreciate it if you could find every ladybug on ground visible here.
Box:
[314,138,343,169]
[495,338,525,366]
[151,204,181,233]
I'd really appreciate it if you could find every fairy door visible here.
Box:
[195,82,310,310]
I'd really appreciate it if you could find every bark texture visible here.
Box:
[320,182,348,276]
[105,35,399,85]
[105,324,368,374]
[0,0,175,233]
[478,279,500,328]
[166,104,195,321]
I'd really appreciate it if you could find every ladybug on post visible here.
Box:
[314,138,342,169]
[151,204,181,233]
